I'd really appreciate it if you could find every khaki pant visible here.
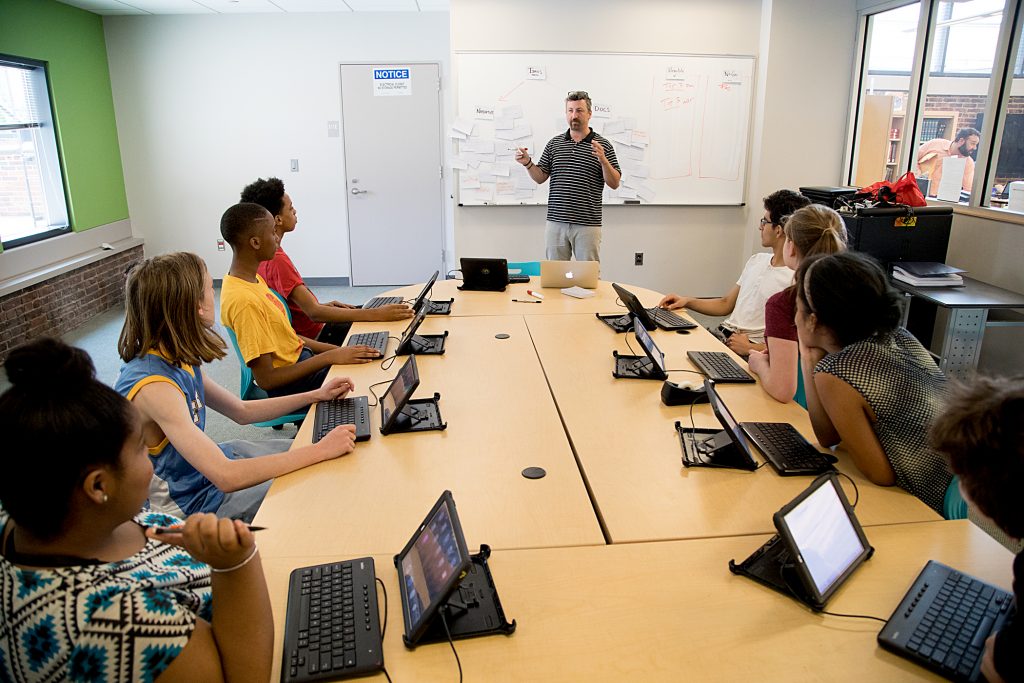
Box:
[545,220,601,261]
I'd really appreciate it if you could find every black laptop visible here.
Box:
[458,258,509,292]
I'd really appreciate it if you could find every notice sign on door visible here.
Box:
[373,68,412,97]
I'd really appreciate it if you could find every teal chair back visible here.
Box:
[506,261,541,276]
[270,288,292,321]
[223,316,305,430]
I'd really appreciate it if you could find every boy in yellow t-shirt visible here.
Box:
[219,203,379,397]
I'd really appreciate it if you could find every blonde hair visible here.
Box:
[784,204,848,259]
[118,252,226,366]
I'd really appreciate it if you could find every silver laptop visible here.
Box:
[540,260,599,289]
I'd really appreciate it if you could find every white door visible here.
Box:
[341,63,444,286]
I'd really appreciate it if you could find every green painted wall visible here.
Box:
[0,0,128,233]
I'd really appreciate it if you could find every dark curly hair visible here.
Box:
[931,376,1024,539]
[240,176,286,217]
[763,189,811,227]
[0,338,134,539]
[795,251,903,347]
[220,202,273,248]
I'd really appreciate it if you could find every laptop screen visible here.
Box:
[703,380,758,458]
[398,305,428,350]
[778,476,870,599]
[381,355,419,430]
[634,318,665,371]
[397,491,471,643]
[410,270,439,312]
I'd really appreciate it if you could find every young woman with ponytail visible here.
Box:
[748,204,848,404]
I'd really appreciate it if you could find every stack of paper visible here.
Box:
[561,286,595,299]
[892,262,965,287]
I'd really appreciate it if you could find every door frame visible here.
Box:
[338,61,448,286]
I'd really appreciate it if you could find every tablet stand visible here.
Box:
[399,544,517,648]
[380,394,447,435]
[674,421,757,471]
[728,535,873,612]
[612,351,666,380]
[425,298,454,315]
[595,312,634,333]
[396,331,449,356]
[728,536,821,608]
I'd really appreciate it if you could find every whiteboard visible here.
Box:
[454,52,756,206]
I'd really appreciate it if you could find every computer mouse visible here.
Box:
[676,329,691,335]
[661,380,709,406]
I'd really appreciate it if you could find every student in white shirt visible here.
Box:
[658,189,810,356]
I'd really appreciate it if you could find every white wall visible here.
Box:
[103,12,451,280]
[450,0,859,295]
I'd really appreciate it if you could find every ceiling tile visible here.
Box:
[194,0,284,12]
[268,0,353,11]
[344,0,418,11]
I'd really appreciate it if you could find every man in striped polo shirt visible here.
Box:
[516,91,621,261]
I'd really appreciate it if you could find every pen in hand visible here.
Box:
[150,525,267,535]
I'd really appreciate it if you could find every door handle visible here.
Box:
[351,188,368,195]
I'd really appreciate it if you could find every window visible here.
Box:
[915,0,1005,203]
[849,0,1024,213]
[0,55,70,249]
[850,3,922,187]
[988,13,1024,211]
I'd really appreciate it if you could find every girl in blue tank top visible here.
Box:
[114,252,359,522]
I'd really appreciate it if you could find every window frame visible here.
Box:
[846,0,1024,215]
[0,53,72,250]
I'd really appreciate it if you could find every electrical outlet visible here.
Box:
[216,239,226,252]
[634,252,644,266]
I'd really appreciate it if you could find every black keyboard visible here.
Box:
[879,560,1015,682]
[346,331,388,357]
[363,296,402,309]
[645,307,697,330]
[686,351,755,383]
[281,558,384,682]
[312,396,371,443]
[740,421,835,475]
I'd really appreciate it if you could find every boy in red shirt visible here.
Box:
[241,177,413,345]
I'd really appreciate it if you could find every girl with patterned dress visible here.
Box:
[114,252,359,523]
[0,338,272,682]
[794,251,954,516]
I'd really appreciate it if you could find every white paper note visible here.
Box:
[936,156,968,202]
[452,117,474,135]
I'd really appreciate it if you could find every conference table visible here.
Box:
[263,521,1011,682]
[253,277,1007,682]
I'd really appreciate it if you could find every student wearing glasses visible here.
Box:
[659,189,810,357]
[515,90,621,262]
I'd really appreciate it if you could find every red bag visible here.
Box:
[892,171,927,207]
[857,172,927,207]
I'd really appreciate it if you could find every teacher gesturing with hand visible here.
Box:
[516,90,621,262]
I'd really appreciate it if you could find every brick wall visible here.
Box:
[0,245,143,362]
[0,130,47,219]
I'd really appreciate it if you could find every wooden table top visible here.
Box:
[262,520,1011,682]
[524,313,941,543]
[381,276,663,317]
[253,314,605,558]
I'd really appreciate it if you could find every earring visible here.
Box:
[102,494,109,503]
